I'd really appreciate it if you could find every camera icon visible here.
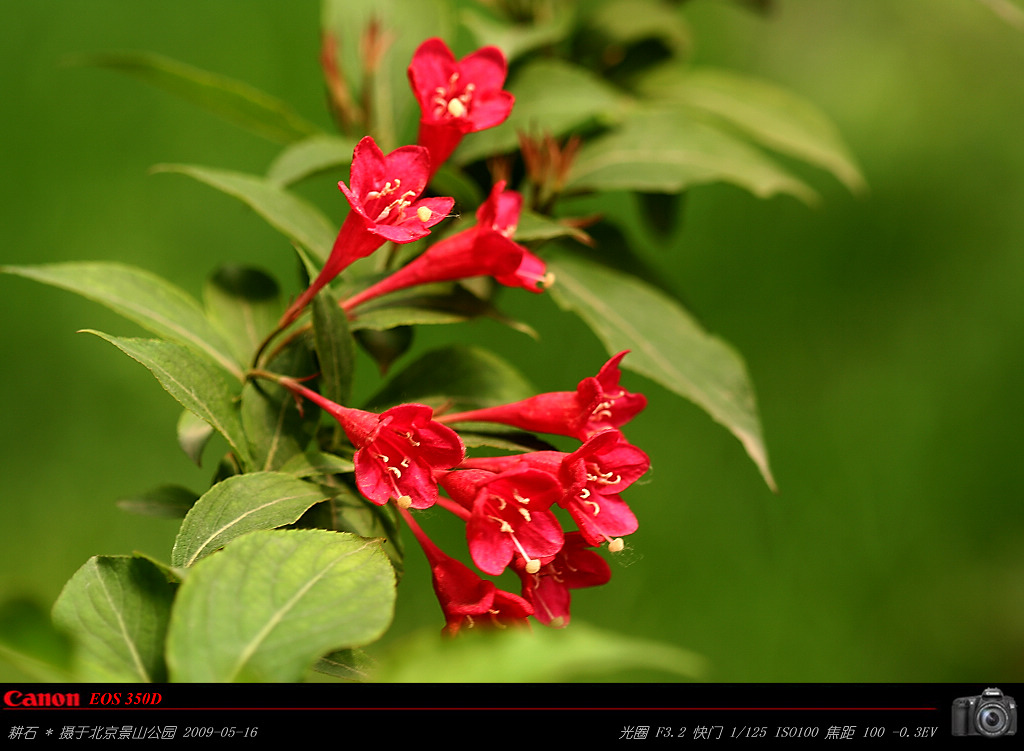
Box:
[952,687,1017,737]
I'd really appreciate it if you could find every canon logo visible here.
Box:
[4,691,80,708]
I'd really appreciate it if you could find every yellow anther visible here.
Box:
[446,98,466,118]
[417,206,432,222]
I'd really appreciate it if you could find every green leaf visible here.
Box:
[267,134,356,186]
[73,51,321,144]
[462,3,577,62]
[455,58,627,163]
[0,598,75,682]
[350,285,537,338]
[85,331,251,468]
[516,208,593,245]
[204,265,284,366]
[177,408,215,466]
[640,64,866,193]
[319,485,404,579]
[566,105,817,203]
[354,326,414,375]
[364,345,535,412]
[241,344,318,472]
[277,450,355,478]
[312,286,355,406]
[585,0,691,53]
[155,164,337,262]
[373,622,707,682]
[314,648,375,681]
[458,428,558,453]
[51,556,176,682]
[117,484,198,519]
[547,250,776,490]
[166,529,395,682]
[171,472,327,568]
[2,262,242,379]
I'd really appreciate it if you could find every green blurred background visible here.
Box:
[2,0,1022,681]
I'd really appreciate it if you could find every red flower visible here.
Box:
[279,379,464,509]
[408,38,514,174]
[515,532,611,628]
[439,467,565,576]
[461,430,650,549]
[400,506,532,635]
[278,136,454,328]
[438,351,647,440]
[341,181,549,311]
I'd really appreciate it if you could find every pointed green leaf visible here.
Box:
[277,450,355,478]
[566,105,817,203]
[117,484,198,519]
[84,331,251,467]
[457,428,558,453]
[267,134,356,186]
[204,265,284,366]
[2,262,242,379]
[52,556,176,682]
[350,285,537,337]
[364,345,534,412]
[155,164,337,261]
[74,51,321,144]
[166,529,395,682]
[177,408,215,466]
[172,472,327,568]
[312,286,355,406]
[373,622,707,682]
[547,250,776,490]
[640,64,866,193]
[455,58,627,163]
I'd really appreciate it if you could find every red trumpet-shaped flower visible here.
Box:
[399,506,532,636]
[514,531,611,628]
[278,378,464,509]
[278,136,454,329]
[341,181,549,311]
[408,38,514,175]
[438,351,647,440]
[439,466,564,577]
[462,430,650,549]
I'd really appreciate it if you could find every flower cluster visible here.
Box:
[278,351,648,634]
[262,38,649,634]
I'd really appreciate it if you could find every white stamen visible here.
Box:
[607,537,625,553]
[416,206,432,222]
